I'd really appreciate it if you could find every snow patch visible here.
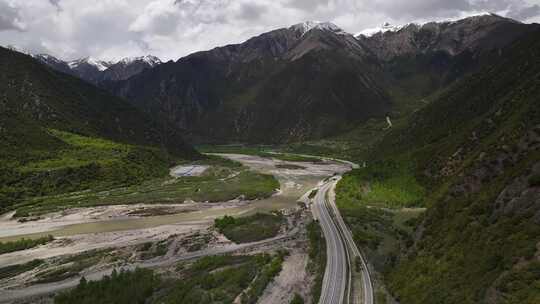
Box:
[356,12,503,38]
[34,54,64,64]
[117,55,162,67]
[290,21,345,36]
[356,22,405,37]
[68,57,113,71]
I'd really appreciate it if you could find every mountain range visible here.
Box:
[5,46,162,85]
[11,14,535,144]
[9,14,537,145]
[106,14,537,143]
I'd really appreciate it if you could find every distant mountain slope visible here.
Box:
[109,21,389,143]
[370,28,540,304]
[357,14,525,60]
[0,47,196,212]
[101,56,161,82]
[357,14,539,116]
[0,47,191,154]
[31,53,161,84]
[65,57,114,84]
[109,15,536,144]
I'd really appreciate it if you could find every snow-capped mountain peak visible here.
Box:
[34,53,64,64]
[290,21,345,36]
[68,57,113,71]
[356,12,510,38]
[356,22,406,38]
[117,55,161,67]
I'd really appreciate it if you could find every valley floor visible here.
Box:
[0,154,351,303]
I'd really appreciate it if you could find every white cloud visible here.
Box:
[0,1,26,31]
[0,0,538,61]
[129,0,180,35]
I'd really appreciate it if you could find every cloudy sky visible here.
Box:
[1,0,539,61]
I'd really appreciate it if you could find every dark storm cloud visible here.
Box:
[0,2,24,31]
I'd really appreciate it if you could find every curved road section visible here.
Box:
[312,178,374,304]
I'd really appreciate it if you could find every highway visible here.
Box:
[312,178,374,304]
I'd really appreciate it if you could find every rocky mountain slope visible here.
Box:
[65,57,114,84]
[357,13,524,60]
[108,15,537,144]
[110,21,388,143]
[368,28,540,304]
[0,47,196,212]
[357,14,539,115]
[100,56,161,81]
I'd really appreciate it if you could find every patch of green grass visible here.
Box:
[284,142,347,159]
[0,235,54,254]
[337,160,425,209]
[215,213,283,243]
[198,145,323,162]
[0,259,44,280]
[262,153,322,163]
[336,172,424,272]
[196,144,274,156]
[19,130,131,172]
[2,129,179,214]
[12,160,279,217]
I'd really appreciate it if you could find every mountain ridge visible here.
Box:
[106,14,537,144]
[108,20,387,143]
[4,49,164,84]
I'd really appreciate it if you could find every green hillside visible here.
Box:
[0,47,198,213]
[336,29,540,303]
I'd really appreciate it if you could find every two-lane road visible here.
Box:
[312,178,374,304]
